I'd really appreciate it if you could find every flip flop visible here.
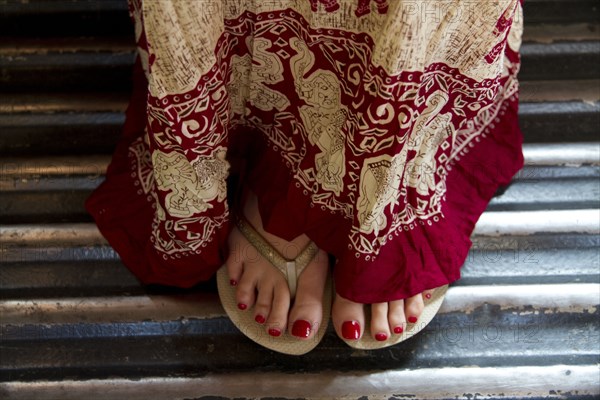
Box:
[217,216,333,355]
[340,284,448,350]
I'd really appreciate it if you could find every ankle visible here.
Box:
[242,191,310,260]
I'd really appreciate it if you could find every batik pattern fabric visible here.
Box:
[87,0,524,303]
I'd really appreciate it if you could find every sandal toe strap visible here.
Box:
[235,217,319,299]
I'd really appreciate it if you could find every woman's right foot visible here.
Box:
[224,192,329,340]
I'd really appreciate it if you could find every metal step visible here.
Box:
[524,0,599,24]
[518,100,599,143]
[519,40,600,81]
[2,236,598,297]
[0,30,600,92]
[0,112,124,156]
[1,143,598,223]
[0,155,106,223]
[0,279,598,381]
[0,47,135,93]
[1,209,598,298]
[1,365,599,400]
[1,1,598,398]
[0,92,126,155]
[1,92,598,156]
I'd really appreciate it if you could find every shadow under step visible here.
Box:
[0,0,598,36]
[524,0,599,24]
[0,0,132,37]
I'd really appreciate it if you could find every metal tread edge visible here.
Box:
[1,209,598,246]
[1,283,597,325]
[0,365,598,400]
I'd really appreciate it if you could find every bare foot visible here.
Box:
[224,192,329,340]
[332,288,438,342]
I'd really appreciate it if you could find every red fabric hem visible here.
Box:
[86,59,229,288]
[336,92,524,303]
[246,90,523,303]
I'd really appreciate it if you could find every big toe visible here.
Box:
[288,250,328,340]
[332,293,365,341]
[289,302,322,340]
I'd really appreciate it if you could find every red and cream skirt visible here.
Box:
[86,0,525,304]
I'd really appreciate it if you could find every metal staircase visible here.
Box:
[1,0,599,399]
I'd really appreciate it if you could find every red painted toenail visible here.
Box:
[237,303,247,310]
[230,279,238,286]
[342,321,360,340]
[292,320,312,338]
[394,326,404,334]
[268,328,281,337]
[255,314,266,324]
[375,333,388,342]
[425,293,432,299]
[408,316,418,323]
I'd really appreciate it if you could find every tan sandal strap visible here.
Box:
[235,216,319,299]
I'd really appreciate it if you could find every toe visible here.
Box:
[370,302,391,342]
[288,250,328,340]
[225,228,244,286]
[235,266,257,311]
[266,283,290,337]
[332,293,365,341]
[253,280,274,324]
[387,299,406,335]
[404,293,425,325]
[289,297,323,340]
[422,289,434,301]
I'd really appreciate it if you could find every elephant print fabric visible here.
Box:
[86,0,525,303]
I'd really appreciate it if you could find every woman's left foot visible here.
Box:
[331,288,437,342]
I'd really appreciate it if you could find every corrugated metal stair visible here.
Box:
[1,0,599,399]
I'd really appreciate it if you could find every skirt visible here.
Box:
[86,0,525,304]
